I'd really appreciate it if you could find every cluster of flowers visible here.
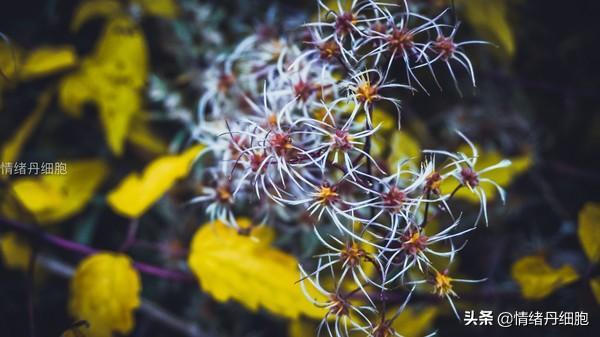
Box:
[191,1,509,336]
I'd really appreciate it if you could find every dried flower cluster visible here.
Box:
[190,1,509,336]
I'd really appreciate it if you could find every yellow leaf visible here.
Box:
[59,17,148,155]
[590,277,600,305]
[391,306,438,337]
[127,114,168,154]
[1,43,77,81]
[133,0,179,19]
[288,319,316,337]
[107,145,203,218]
[578,202,600,263]
[511,255,579,300]
[0,40,21,81]
[321,0,352,15]
[440,144,532,202]
[1,89,52,166]
[10,159,109,225]
[69,252,141,337]
[19,46,77,81]
[357,108,396,157]
[70,0,123,31]
[388,131,421,167]
[0,232,32,270]
[458,0,515,58]
[188,219,327,319]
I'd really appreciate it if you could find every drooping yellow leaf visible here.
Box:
[188,219,327,319]
[590,277,600,305]
[391,306,438,337]
[19,46,77,81]
[511,255,579,300]
[60,17,148,155]
[10,159,109,225]
[107,145,203,218]
[70,0,123,31]
[69,252,141,337]
[1,89,52,166]
[458,0,515,58]
[578,202,600,263]
[133,0,179,19]
[0,232,32,270]
[440,144,532,202]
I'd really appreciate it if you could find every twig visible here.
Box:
[119,219,139,252]
[0,217,195,282]
[420,190,432,228]
[27,246,38,337]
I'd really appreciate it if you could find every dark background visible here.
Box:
[1,0,599,336]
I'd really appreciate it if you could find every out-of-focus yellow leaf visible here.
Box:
[107,145,203,218]
[590,277,600,305]
[20,46,77,80]
[0,232,31,270]
[0,41,21,81]
[71,0,179,31]
[1,90,52,166]
[69,252,141,337]
[391,306,438,337]
[358,108,395,157]
[188,219,327,319]
[388,131,421,167]
[60,17,148,155]
[0,43,15,109]
[458,0,515,58]
[0,189,24,221]
[321,0,351,15]
[578,202,600,263]
[367,108,395,132]
[1,43,73,109]
[288,319,316,337]
[10,159,109,225]
[133,0,179,18]
[288,318,322,337]
[511,255,579,300]
[440,144,532,202]
[60,321,92,337]
[70,0,122,31]
[127,114,168,155]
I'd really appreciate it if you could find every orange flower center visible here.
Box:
[356,82,378,103]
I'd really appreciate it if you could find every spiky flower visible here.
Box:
[188,0,507,335]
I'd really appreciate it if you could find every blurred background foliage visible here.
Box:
[1,0,599,336]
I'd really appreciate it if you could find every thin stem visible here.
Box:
[336,54,352,74]
[0,217,195,283]
[27,245,38,337]
[352,118,373,173]
[119,219,139,252]
[420,190,432,228]
[448,184,463,199]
